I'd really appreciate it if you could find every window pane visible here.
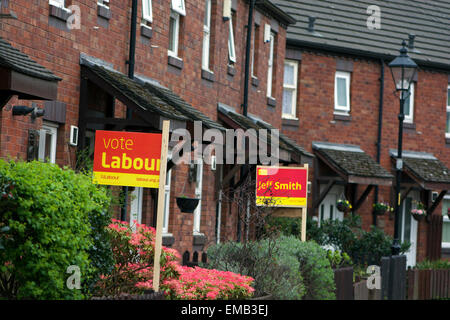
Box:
[169,16,176,52]
[337,77,348,107]
[204,0,210,27]
[446,111,450,134]
[284,64,295,86]
[447,88,450,107]
[282,89,293,115]
[404,95,411,116]
[44,132,52,163]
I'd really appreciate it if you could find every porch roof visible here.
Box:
[218,103,313,164]
[313,142,393,186]
[0,37,60,103]
[390,150,450,190]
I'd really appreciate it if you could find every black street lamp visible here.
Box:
[388,41,418,255]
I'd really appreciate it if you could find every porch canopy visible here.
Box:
[218,103,314,188]
[0,37,61,107]
[312,142,394,212]
[390,150,450,214]
[78,57,225,152]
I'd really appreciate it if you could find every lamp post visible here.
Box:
[388,40,418,255]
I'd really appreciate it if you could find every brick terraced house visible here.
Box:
[0,0,314,258]
[274,0,450,265]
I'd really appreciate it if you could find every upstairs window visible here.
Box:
[142,0,153,23]
[202,0,212,71]
[267,31,275,98]
[446,86,450,138]
[228,11,236,64]
[168,11,180,57]
[282,60,299,119]
[404,82,415,123]
[334,71,351,114]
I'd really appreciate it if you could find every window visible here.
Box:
[446,86,450,138]
[162,152,173,235]
[98,0,110,8]
[228,12,236,64]
[39,123,58,164]
[404,82,415,123]
[282,60,298,119]
[202,0,212,71]
[251,24,259,78]
[49,0,65,8]
[193,160,203,235]
[168,11,180,57]
[442,198,450,250]
[267,32,275,98]
[171,0,186,16]
[334,71,351,114]
[142,0,152,23]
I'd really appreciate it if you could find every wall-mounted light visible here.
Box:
[12,105,34,116]
[31,107,45,120]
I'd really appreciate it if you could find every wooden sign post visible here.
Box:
[256,164,309,241]
[152,120,170,292]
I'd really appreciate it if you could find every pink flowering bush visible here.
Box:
[162,266,255,300]
[93,219,181,296]
[93,219,255,300]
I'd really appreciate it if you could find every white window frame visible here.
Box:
[97,0,110,9]
[202,0,212,71]
[251,24,258,78]
[49,0,65,8]
[171,0,186,16]
[282,59,298,119]
[228,13,236,64]
[267,31,275,98]
[446,85,450,138]
[404,82,415,124]
[334,71,351,114]
[39,122,58,164]
[193,160,204,235]
[162,152,173,235]
[168,10,180,58]
[142,0,153,23]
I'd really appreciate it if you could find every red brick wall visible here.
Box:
[0,0,289,255]
[282,49,450,263]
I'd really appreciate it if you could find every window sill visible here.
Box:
[162,234,175,247]
[267,97,276,108]
[201,69,215,82]
[282,118,299,129]
[333,112,351,121]
[403,122,416,130]
[193,233,207,246]
[97,4,111,20]
[49,4,71,21]
[140,24,153,39]
[227,65,236,77]
[251,76,259,87]
[168,55,183,69]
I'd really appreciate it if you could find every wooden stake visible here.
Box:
[152,120,170,292]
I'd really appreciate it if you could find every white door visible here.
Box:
[400,194,418,267]
[319,185,344,227]
[193,160,203,235]
[130,187,143,232]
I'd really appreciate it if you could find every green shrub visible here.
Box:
[204,239,305,300]
[204,236,336,300]
[0,160,111,299]
[416,259,450,270]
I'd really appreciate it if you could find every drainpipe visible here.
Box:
[242,0,255,117]
[373,58,385,226]
[121,0,138,222]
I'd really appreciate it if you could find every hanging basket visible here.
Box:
[411,212,426,222]
[176,197,200,213]
[373,208,387,216]
[337,202,351,213]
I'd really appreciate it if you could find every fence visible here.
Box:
[407,269,450,300]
